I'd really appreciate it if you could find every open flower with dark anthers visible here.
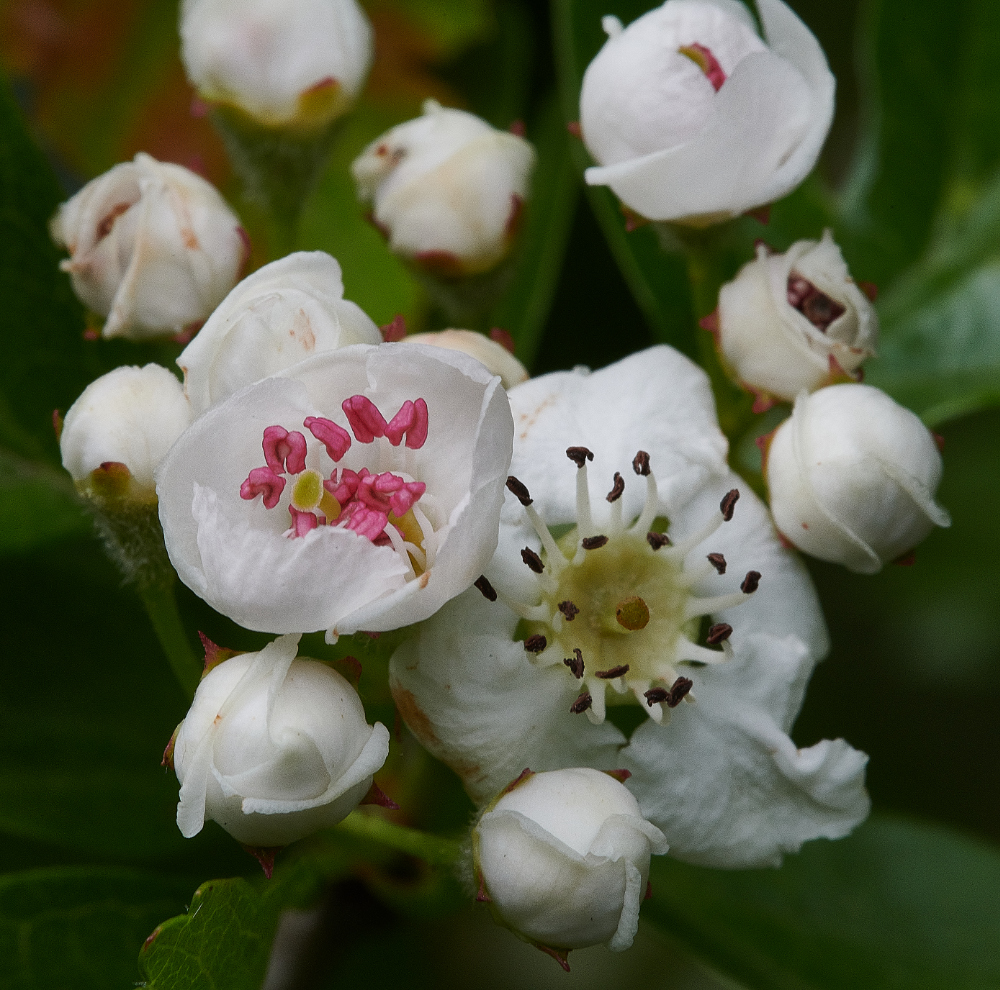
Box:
[764,384,950,573]
[351,101,536,277]
[180,0,373,130]
[713,231,878,407]
[472,768,668,965]
[156,343,514,640]
[579,0,834,225]
[178,251,381,415]
[172,633,389,847]
[390,346,870,867]
[50,153,247,340]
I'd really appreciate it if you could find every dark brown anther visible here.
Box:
[606,472,625,502]
[521,547,544,573]
[566,446,594,468]
[666,676,694,707]
[644,687,669,706]
[558,600,579,621]
[646,531,671,550]
[596,664,630,679]
[581,535,609,550]
[506,475,532,506]
[707,552,727,574]
[632,450,651,476]
[787,272,846,332]
[474,575,498,602]
[706,622,733,645]
[570,692,593,714]
[720,489,740,521]
[564,648,585,679]
[741,570,761,594]
[524,634,547,653]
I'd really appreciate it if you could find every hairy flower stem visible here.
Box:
[140,579,201,698]
[336,811,462,866]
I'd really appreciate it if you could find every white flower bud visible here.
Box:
[579,0,834,224]
[173,633,390,847]
[351,100,536,276]
[180,0,373,129]
[473,768,667,960]
[716,231,878,404]
[405,329,528,390]
[765,385,951,573]
[50,153,247,340]
[60,364,193,503]
[178,251,381,415]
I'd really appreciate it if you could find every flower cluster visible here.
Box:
[48,0,949,970]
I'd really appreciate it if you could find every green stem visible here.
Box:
[336,811,463,866]
[140,580,201,698]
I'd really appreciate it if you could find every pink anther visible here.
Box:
[385,398,429,449]
[682,42,726,91]
[325,469,360,506]
[339,502,389,541]
[342,395,387,443]
[262,425,307,474]
[289,506,319,538]
[390,480,426,517]
[304,416,351,462]
[240,467,286,509]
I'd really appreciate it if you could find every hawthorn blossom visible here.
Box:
[180,0,373,129]
[765,384,950,572]
[156,343,514,639]
[178,251,381,415]
[715,231,878,406]
[172,633,389,846]
[352,101,536,276]
[579,0,835,224]
[50,153,247,339]
[473,768,667,962]
[390,346,869,867]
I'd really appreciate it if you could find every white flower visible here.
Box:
[50,153,247,340]
[579,0,835,224]
[473,768,668,960]
[715,231,878,405]
[390,346,869,867]
[173,633,389,846]
[351,100,536,276]
[765,384,951,573]
[60,364,193,502]
[406,329,529,390]
[178,252,380,415]
[157,343,514,640]
[179,0,373,129]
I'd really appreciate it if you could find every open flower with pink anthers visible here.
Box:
[390,346,870,867]
[156,343,514,639]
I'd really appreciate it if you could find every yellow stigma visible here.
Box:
[291,470,324,511]
[615,596,650,631]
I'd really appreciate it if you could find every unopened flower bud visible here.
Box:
[716,231,878,405]
[406,329,528,390]
[352,100,536,277]
[765,385,951,573]
[178,251,380,414]
[173,633,390,847]
[180,0,373,129]
[60,364,193,503]
[50,153,247,340]
[579,0,834,224]
[473,768,667,960]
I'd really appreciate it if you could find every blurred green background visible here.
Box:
[1,0,998,987]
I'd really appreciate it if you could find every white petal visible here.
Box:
[623,631,870,867]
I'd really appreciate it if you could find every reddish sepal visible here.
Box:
[489,327,516,354]
[645,879,653,901]
[566,121,582,138]
[360,781,400,810]
[859,280,878,302]
[380,314,407,342]
[698,308,720,338]
[894,551,917,567]
[748,204,771,225]
[509,119,526,137]
[500,767,534,797]
[198,631,243,676]
[933,432,945,453]
[241,844,282,879]
[52,409,63,441]
[476,872,491,903]
[605,768,632,783]
[536,944,571,972]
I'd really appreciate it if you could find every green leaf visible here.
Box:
[0,78,92,466]
[646,814,1000,990]
[487,92,578,368]
[0,866,192,990]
